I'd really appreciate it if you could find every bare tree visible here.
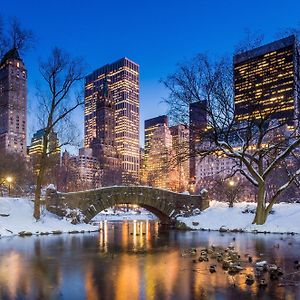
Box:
[34,47,85,220]
[0,16,34,59]
[163,53,300,225]
[234,28,264,55]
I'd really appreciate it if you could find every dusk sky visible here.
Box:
[2,0,300,150]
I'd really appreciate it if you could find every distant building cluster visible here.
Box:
[1,35,300,195]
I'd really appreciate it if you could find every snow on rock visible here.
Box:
[92,207,157,222]
[178,200,300,234]
[46,184,56,191]
[181,191,190,195]
[0,197,98,238]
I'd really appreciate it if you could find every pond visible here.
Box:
[0,221,299,299]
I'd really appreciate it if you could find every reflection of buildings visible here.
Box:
[0,48,27,157]
[85,58,140,185]
[234,35,300,125]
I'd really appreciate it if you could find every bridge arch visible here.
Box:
[45,186,209,225]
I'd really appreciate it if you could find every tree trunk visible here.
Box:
[34,135,49,220]
[34,174,42,220]
[252,183,268,225]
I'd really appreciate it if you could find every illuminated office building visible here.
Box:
[144,115,168,160]
[0,48,27,157]
[234,35,300,124]
[89,77,121,186]
[85,58,140,184]
[146,123,175,189]
[169,124,189,191]
[28,128,61,179]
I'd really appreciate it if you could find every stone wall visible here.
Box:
[46,186,209,224]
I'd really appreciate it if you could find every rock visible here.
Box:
[245,274,254,285]
[228,263,243,275]
[18,231,33,237]
[268,264,278,271]
[219,226,228,232]
[256,261,267,267]
[259,279,268,288]
[0,214,9,217]
[192,222,199,226]
[40,232,50,235]
[52,230,63,235]
[209,265,217,273]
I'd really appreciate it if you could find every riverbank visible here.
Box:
[0,197,98,237]
[2,197,300,237]
[178,200,300,234]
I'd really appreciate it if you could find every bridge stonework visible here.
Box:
[45,186,209,225]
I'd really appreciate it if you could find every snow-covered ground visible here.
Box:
[92,207,156,222]
[0,197,156,238]
[178,200,300,234]
[1,197,300,238]
[0,197,98,238]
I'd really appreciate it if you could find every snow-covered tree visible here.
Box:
[163,53,300,225]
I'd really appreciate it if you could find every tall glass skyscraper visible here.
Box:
[234,35,300,125]
[85,57,140,184]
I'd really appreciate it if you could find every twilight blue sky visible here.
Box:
[1,0,300,150]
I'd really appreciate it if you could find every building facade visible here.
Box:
[60,148,101,192]
[0,48,27,157]
[234,35,300,124]
[189,101,208,181]
[144,123,177,190]
[85,58,140,184]
[89,77,121,186]
[144,115,168,160]
[28,128,61,185]
[169,124,189,191]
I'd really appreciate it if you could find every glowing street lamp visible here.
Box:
[6,176,13,197]
[228,180,235,187]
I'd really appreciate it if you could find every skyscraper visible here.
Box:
[234,35,300,124]
[28,128,61,186]
[144,115,168,161]
[189,101,208,181]
[85,58,140,184]
[170,124,189,191]
[89,77,121,186]
[145,123,175,189]
[0,48,27,157]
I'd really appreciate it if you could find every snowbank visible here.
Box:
[178,200,300,234]
[92,207,157,222]
[0,197,98,238]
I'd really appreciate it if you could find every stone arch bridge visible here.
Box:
[46,186,209,225]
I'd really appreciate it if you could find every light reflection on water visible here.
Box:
[0,221,299,299]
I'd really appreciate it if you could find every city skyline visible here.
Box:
[2,0,300,151]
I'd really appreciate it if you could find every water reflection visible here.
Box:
[0,222,300,299]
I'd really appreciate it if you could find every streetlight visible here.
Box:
[229,180,235,187]
[6,176,13,197]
